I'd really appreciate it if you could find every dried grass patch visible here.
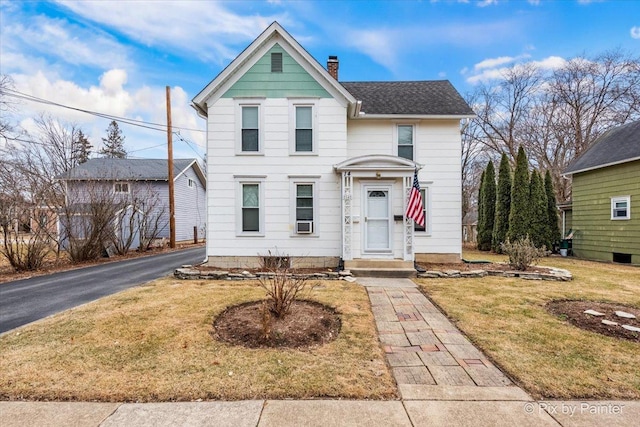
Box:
[417,251,640,399]
[0,279,395,402]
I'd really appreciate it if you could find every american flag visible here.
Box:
[405,170,425,227]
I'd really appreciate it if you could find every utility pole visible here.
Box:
[166,86,176,248]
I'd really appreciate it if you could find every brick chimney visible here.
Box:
[327,55,339,80]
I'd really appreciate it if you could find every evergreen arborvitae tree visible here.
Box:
[507,146,530,242]
[476,169,486,250]
[544,170,561,250]
[528,170,549,248]
[492,153,512,252]
[99,120,127,158]
[73,129,92,164]
[477,161,496,251]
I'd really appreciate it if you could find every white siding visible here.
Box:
[347,119,462,257]
[206,98,347,258]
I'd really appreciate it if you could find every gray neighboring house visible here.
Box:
[58,158,206,244]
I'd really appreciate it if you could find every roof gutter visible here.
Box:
[352,113,476,120]
[191,102,208,119]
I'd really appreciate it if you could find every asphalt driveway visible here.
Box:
[0,246,205,334]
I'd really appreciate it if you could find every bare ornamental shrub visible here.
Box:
[257,251,315,319]
[500,236,549,271]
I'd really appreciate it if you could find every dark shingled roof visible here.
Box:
[59,158,198,181]
[341,80,475,116]
[564,120,640,175]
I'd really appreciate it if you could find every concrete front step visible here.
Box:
[345,259,414,269]
[349,268,417,278]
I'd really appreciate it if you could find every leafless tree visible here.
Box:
[110,184,168,254]
[465,49,640,208]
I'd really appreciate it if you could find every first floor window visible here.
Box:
[398,125,414,160]
[242,184,260,232]
[295,106,313,152]
[414,187,428,232]
[296,184,314,221]
[611,196,630,220]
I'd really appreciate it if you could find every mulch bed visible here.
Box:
[213,300,341,349]
[547,300,640,342]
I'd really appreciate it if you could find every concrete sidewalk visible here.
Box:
[1,399,638,426]
[2,277,638,426]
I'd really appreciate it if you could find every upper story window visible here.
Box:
[295,106,313,152]
[241,106,259,152]
[397,125,414,160]
[114,182,129,194]
[271,52,283,72]
[188,178,195,188]
[611,196,630,220]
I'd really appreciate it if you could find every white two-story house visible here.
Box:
[192,22,474,273]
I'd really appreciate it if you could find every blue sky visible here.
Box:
[1,0,638,160]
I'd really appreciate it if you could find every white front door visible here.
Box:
[364,186,392,253]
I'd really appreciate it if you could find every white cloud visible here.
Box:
[10,70,204,159]
[465,55,566,84]
[477,0,498,7]
[0,14,130,73]
[344,29,399,71]
[56,1,286,64]
[474,54,531,70]
[631,26,640,39]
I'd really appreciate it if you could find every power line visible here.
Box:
[1,88,206,134]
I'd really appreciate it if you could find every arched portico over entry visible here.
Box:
[334,155,423,262]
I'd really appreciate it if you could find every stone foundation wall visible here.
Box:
[415,253,462,264]
[204,256,339,269]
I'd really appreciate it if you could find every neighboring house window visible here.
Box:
[242,184,260,232]
[241,106,259,152]
[188,178,195,188]
[295,106,313,152]
[611,196,630,220]
[414,184,431,234]
[397,125,414,160]
[271,52,283,72]
[114,182,129,193]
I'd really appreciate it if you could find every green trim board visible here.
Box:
[222,44,332,99]
[571,160,640,264]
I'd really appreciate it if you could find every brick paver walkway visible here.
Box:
[360,278,513,391]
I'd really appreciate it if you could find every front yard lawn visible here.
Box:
[0,278,396,402]
[418,251,640,400]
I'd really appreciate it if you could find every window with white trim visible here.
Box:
[114,182,129,194]
[414,184,431,234]
[241,183,260,232]
[188,178,195,188]
[241,106,259,152]
[295,106,313,152]
[295,183,314,234]
[611,196,630,220]
[397,125,414,160]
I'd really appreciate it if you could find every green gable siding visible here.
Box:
[222,44,331,99]
[571,160,640,264]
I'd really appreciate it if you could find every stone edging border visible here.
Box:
[174,267,354,281]
[175,264,572,281]
[418,265,572,281]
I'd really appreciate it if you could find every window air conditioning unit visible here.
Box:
[296,220,313,234]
